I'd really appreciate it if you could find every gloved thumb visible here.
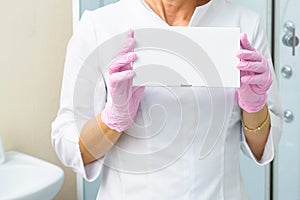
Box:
[240,33,255,51]
[109,70,135,91]
[132,86,145,99]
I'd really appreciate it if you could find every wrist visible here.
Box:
[241,104,270,133]
[98,112,123,133]
[242,110,270,133]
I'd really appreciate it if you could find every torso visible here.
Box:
[87,0,264,199]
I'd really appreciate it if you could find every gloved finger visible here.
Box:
[131,87,145,107]
[240,33,255,51]
[109,70,134,103]
[115,30,136,56]
[236,49,262,61]
[237,61,266,73]
[117,37,136,55]
[109,70,135,89]
[132,86,145,100]
[240,70,254,77]
[127,29,134,38]
[241,73,267,85]
[109,52,137,75]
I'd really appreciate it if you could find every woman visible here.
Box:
[51,0,282,199]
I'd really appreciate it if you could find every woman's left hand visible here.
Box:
[236,33,273,113]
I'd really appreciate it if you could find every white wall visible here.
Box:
[0,1,76,199]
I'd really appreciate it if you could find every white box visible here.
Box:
[132,27,240,88]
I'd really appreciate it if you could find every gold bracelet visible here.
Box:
[242,111,270,133]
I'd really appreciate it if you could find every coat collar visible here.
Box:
[121,0,222,27]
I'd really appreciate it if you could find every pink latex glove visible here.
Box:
[236,33,272,113]
[101,30,145,132]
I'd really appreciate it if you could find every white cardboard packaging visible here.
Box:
[132,27,240,88]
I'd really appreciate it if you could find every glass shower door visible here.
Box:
[79,0,119,16]
[274,0,300,199]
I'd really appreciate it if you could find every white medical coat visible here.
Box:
[51,0,283,199]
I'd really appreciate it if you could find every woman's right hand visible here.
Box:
[101,30,145,133]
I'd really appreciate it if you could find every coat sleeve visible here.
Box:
[51,10,107,181]
[240,16,283,165]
